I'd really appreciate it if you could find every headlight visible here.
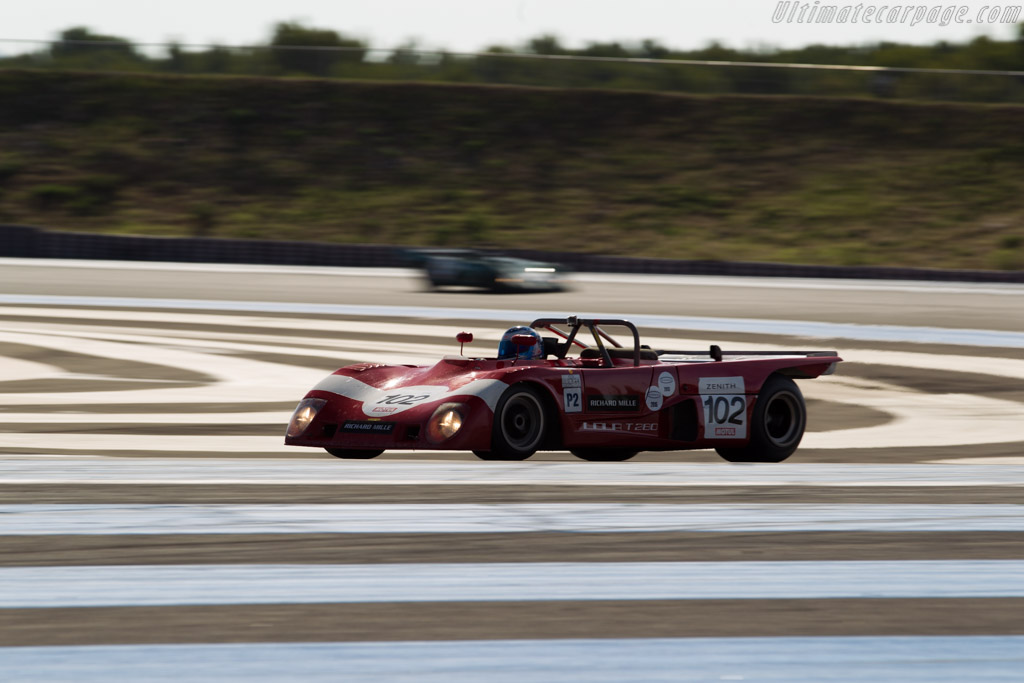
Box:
[427,403,464,444]
[286,398,327,438]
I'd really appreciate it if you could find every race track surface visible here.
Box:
[1,259,1023,681]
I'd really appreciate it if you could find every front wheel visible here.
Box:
[716,375,806,463]
[326,448,384,459]
[484,385,548,461]
[571,449,639,462]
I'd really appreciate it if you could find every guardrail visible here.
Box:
[2,224,1021,283]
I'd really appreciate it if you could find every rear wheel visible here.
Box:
[326,448,384,459]
[715,375,806,463]
[479,385,548,461]
[570,449,639,462]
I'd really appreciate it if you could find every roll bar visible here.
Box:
[529,316,642,367]
[527,316,838,367]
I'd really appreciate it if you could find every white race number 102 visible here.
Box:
[699,376,748,439]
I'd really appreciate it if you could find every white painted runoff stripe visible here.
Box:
[3,458,1024,487]
[6,332,1024,451]
[8,309,1024,451]
[572,272,1024,296]
[0,305,512,343]
[3,295,1023,347]
[2,561,1023,608]
[9,307,1024,384]
[0,257,418,278]
[3,503,1024,535]
[5,257,1023,295]
[0,411,289,425]
[3,637,1023,683]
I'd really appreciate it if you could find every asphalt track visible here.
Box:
[1,258,1023,681]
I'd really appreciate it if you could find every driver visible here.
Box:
[497,326,543,360]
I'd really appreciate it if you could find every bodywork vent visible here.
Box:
[671,399,699,442]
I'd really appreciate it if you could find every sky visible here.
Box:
[1,1,1021,56]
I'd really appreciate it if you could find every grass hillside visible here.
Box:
[0,70,1022,270]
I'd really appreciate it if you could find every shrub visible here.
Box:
[29,184,79,210]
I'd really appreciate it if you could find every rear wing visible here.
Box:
[659,347,841,375]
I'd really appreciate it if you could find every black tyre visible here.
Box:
[485,385,548,461]
[326,448,384,459]
[570,449,639,462]
[715,374,806,463]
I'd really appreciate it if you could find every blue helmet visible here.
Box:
[497,326,543,360]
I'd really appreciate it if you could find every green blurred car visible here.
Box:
[411,249,568,293]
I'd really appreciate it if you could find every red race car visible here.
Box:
[285,316,842,462]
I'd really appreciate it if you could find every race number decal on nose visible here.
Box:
[699,376,747,439]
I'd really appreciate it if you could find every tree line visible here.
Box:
[3,22,1024,101]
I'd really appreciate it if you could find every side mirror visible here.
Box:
[509,333,538,365]
[456,332,473,355]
